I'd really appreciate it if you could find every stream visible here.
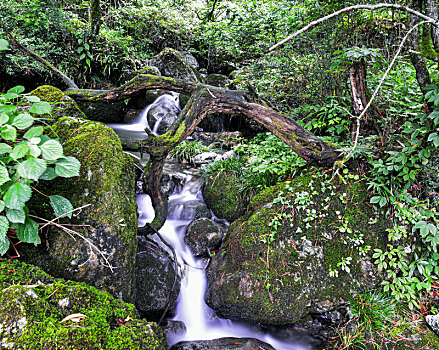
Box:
[108,95,313,350]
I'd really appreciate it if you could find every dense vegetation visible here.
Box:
[2,0,439,348]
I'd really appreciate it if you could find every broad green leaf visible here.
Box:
[40,140,63,161]
[0,105,17,115]
[39,167,57,181]
[24,126,43,140]
[29,144,41,158]
[0,201,4,212]
[37,134,51,145]
[370,196,381,204]
[55,157,80,177]
[25,95,40,103]
[0,164,10,185]
[0,113,8,125]
[0,143,12,154]
[1,124,17,141]
[11,112,34,129]
[3,93,19,101]
[9,143,30,160]
[13,217,39,244]
[29,101,51,115]
[17,157,47,180]
[0,216,9,255]
[0,39,9,51]
[6,208,26,224]
[3,182,32,209]
[50,195,74,219]
[7,86,24,95]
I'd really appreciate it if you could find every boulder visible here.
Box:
[205,73,231,88]
[180,51,199,70]
[25,116,138,302]
[146,94,181,135]
[193,151,218,166]
[0,259,167,350]
[149,48,201,82]
[184,218,224,257]
[202,170,248,222]
[135,236,181,319]
[205,171,391,325]
[170,337,275,350]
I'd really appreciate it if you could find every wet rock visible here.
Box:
[135,236,181,320]
[184,218,224,257]
[205,73,231,87]
[426,315,439,336]
[149,47,200,82]
[193,152,218,166]
[0,259,167,350]
[180,51,199,70]
[24,116,138,302]
[168,200,211,221]
[147,94,181,135]
[202,170,248,222]
[162,320,187,336]
[170,337,275,350]
[206,171,391,325]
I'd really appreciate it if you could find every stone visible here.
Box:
[184,218,224,257]
[202,170,248,222]
[24,116,138,302]
[205,171,392,325]
[0,259,167,350]
[180,51,199,70]
[149,48,201,82]
[193,151,219,165]
[146,94,181,135]
[205,73,231,88]
[135,236,181,320]
[170,337,275,350]
[426,315,439,336]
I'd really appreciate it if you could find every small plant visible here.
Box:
[0,85,80,255]
[170,140,215,164]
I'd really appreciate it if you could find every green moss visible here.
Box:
[420,24,439,60]
[0,259,167,350]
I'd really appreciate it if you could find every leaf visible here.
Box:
[0,200,4,212]
[50,195,74,219]
[24,126,43,140]
[0,38,9,51]
[29,144,41,158]
[6,208,26,224]
[55,157,80,177]
[9,143,30,160]
[40,140,63,161]
[11,112,34,129]
[7,86,25,95]
[29,101,51,115]
[0,216,10,255]
[0,164,10,185]
[379,197,387,207]
[17,157,47,181]
[0,143,12,155]
[39,168,57,181]
[25,95,40,103]
[3,182,32,210]
[370,196,381,204]
[1,124,17,141]
[13,217,39,244]
[0,105,17,115]
[0,113,8,125]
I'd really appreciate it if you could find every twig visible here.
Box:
[39,204,92,230]
[29,213,115,272]
[268,4,439,52]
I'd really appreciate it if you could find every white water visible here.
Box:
[110,97,312,350]
[136,178,312,350]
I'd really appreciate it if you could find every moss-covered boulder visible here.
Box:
[202,170,248,222]
[0,259,167,350]
[25,116,138,302]
[30,85,87,120]
[205,170,390,325]
[149,48,201,82]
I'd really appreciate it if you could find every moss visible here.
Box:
[207,169,390,324]
[420,24,439,60]
[0,259,167,350]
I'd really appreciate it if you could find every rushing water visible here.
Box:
[110,96,313,350]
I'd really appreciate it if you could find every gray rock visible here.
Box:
[162,320,186,336]
[205,73,231,88]
[135,236,181,319]
[193,152,219,165]
[170,337,275,350]
[426,314,439,336]
[184,218,224,257]
[147,94,181,135]
[180,51,199,70]
[149,48,200,82]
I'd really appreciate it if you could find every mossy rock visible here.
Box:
[206,169,391,325]
[30,85,87,120]
[0,259,167,350]
[149,48,202,83]
[202,170,249,222]
[25,116,138,302]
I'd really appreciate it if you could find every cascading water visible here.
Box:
[109,96,313,350]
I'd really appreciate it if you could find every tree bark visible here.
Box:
[424,0,439,51]
[68,74,339,233]
[89,0,101,37]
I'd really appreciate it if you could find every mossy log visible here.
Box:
[68,74,340,232]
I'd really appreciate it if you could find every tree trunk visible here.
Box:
[89,0,101,37]
[68,74,339,233]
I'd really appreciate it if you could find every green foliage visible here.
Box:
[0,86,80,254]
[170,140,215,163]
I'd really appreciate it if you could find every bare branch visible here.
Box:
[268,4,439,52]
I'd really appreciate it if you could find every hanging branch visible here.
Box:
[7,33,79,89]
[268,3,439,53]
